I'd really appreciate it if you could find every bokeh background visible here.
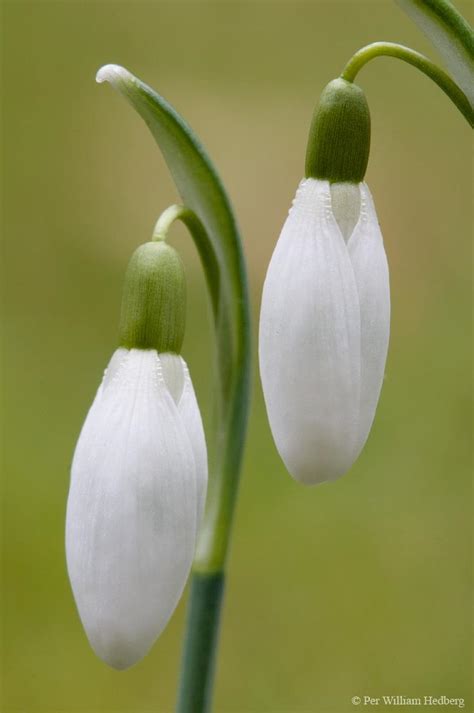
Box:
[2,1,472,711]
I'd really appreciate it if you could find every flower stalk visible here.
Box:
[177,572,225,713]
[341,42,473,126]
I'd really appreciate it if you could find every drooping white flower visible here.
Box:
[65,347,207,669]
[259,178,390,485]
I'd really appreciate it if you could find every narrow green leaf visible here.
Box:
[96,64,251,572]
[396,0,474,107]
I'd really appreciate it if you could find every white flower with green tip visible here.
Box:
[66,240,207,670]
[259,79,390,485]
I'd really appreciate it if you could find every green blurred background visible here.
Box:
[2,1,472,711]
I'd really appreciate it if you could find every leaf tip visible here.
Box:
[96,64,130,86]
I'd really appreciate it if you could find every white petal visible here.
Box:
[259,178,361,485]
[65,348,197,670]
[330,182,361,242]
[347,183,390,453]
[159,352,208,531]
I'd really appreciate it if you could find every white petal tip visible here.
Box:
[88,627,154,671]
[102,653,140,671]
[289,463,350,487]
[105,657,135,672]
[96,64,129,85]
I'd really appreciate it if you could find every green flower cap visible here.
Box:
[305,78,371,183]
[119,241,186,354]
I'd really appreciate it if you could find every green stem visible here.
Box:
[149,203,247,712]
[152,205,220,318]
[341,42,473,126]
[176,573,225,713]
[153,205,189,241]
[145,124,250,713]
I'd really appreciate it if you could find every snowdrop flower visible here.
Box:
[259,79,390,485]
[66,239,207,669]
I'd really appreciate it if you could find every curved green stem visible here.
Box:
[152,205,220,318]
[153,205,190,241]
[341,42,473,126]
